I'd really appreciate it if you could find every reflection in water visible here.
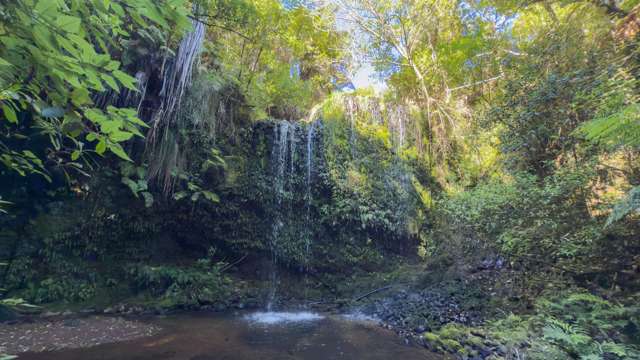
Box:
[244,311,324,325]
[19,312,444,360]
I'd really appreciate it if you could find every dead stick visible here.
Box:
[354,285,393,302]
[220,254,248,272]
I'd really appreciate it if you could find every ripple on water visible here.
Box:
[340,312,380,323]
[244,311,324,325]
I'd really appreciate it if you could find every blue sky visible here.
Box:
[351,62,387,93]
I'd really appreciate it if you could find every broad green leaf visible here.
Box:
[100,120,122,134]
[108,142,132,162]
[112,70,137,90]
[2,104,17,123]
[96,139,107,154]
[173,191,188,200]
[101,74,119,91]
[109,130,134,142]
[35,0,60,14]
[85,109,107,123]
[202,191,220,203]
[71,88,92,106]
[55,15,82,34]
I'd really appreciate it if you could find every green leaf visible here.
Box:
[121,177,140,196]
[108,142,132,162]
[142,191,154,208]
[85,109,107,124]
[2,104,17,123]
[109,130,134,142]
[55,15,82,34]
[0,57,11,66]
[112,70,137,90]
[173,191,188,200]
[96,139,107,155]
[101,74,119,91]
[202,191,220,203]
[71,150,81,161]
[35,0,60,14]
[71,88,92,106]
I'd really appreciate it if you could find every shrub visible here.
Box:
[127,251,230,308]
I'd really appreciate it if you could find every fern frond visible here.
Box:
[578,103,640,148]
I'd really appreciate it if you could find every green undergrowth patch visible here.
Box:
[126,262,230,309]
[423,291,640,359]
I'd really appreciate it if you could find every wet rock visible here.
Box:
[41,311,61,318]
[62,318,80,327]
[496,345,508,355]
[478,347,492,358]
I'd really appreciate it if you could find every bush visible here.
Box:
[23,277,96,304]
[127,250,230,308]
[432,168,601,270]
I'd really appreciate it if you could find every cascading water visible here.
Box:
[304,120,319,265]
[265,119,322,309]
[268,121,291,310]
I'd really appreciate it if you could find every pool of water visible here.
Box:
[18,311,444,360]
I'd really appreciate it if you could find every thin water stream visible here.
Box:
[18,311,444,360]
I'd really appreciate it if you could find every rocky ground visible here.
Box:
[0,315,160,355]
[362,288,482,334]
[344,257,517,360]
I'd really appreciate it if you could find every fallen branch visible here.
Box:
[354,285,393,302]
[220,254,248,273]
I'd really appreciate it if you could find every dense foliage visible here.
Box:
[1,0,640,359]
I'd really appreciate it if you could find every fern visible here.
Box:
[578,103,640,149]
[543,318,591,348]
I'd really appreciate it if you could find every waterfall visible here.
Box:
[268,121,303,309]
[388,105,407,154]
[265,119,324,308]
[304,120,319,265]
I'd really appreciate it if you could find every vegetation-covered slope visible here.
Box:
[1,0,640,359]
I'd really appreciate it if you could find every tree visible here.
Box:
[0,0,190,182]
[336,0,501,181]
[208,0,347,120]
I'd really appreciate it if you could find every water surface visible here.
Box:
[19,311,443,360]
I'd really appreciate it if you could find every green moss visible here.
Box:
[438,323,468,340]
[467,335,485,348]
[424,332,440,343]
[440,338,463,353]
